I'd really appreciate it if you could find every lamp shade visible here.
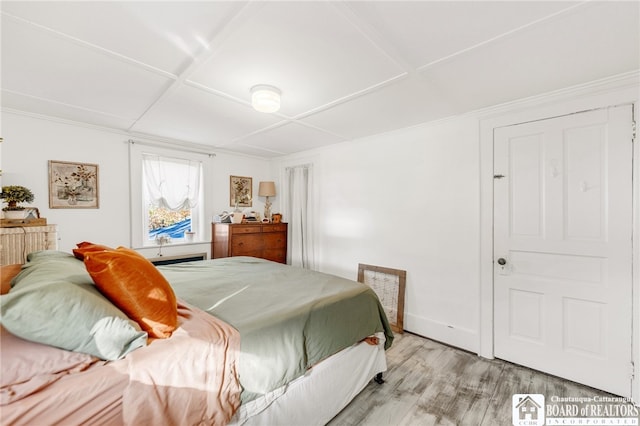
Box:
[258,181,276,197]
[251,85,281,113]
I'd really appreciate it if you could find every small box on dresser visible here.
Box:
[212,223,287,264]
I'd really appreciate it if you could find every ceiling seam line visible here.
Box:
[327,2,415,74]
[1,89,135,121]
[1,11,178,80]
[417,1,590,72]
[2,107,220,154]
[125,1,264,133]
[287,120,350,141]
[292,72,410,120]
[224,121,294,146]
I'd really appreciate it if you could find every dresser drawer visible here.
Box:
[232,225,262,234]
[263,233,286,249]
[262,224,287,233]
[263,249,286,263]
[231,235,264,254]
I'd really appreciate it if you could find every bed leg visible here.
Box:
[374,373,385,384]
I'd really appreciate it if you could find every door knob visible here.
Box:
[497,258,507,265]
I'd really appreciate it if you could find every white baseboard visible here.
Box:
[404,313,478,354]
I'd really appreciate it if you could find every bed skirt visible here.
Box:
[231,332,387,425]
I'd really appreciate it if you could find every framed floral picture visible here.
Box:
[49,160,99,209]
[230,175,252,208]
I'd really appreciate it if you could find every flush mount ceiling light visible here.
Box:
[250,85,281,113]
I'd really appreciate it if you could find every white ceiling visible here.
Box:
[1,1,638,158]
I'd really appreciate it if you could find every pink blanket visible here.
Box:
[1,302,241,426]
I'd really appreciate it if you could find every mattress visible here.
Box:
[158,256,394,402]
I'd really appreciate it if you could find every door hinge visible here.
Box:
[631,361,636,380]
[632,120,637,142]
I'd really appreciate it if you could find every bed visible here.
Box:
[0,248,393,425]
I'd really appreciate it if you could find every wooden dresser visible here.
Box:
[211,223,287,264]
[0,224,58,265]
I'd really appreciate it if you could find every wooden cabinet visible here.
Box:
[0,225,58,265]
[212,223,287,264]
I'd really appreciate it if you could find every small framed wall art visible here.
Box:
[230,175,252,207]
[49,160,99,209]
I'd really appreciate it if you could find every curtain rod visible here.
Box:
[285,163,313,170]
[127,139,216,157]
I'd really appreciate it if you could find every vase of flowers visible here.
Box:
[1,185,35,219]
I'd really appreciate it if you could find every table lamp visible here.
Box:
[258,181,276,223]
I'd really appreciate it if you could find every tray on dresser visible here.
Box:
[1,218,48,227]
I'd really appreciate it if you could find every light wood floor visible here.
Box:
[328,332,633,425]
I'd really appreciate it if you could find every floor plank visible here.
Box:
[328,332,638,426]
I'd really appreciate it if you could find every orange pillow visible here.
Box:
[72,241,114,260]
[1,264,22,295]
[83,247,177,338]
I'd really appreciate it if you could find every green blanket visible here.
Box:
[158,257,393,402]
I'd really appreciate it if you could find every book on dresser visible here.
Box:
[211,222,287,264]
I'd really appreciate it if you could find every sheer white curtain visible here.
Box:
[283,164,316,269]
[142,154,202,210]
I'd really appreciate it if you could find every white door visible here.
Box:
[493,105,634,397]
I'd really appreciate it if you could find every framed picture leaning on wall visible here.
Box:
[49,160,99,209]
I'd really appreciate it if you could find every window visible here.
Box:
[142,154,202,244]
[129,142,212,248]
[148,205,191,241]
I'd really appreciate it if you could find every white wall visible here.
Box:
[0,112,274,258]
[278,116,481,352]
[277,73,640,357]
